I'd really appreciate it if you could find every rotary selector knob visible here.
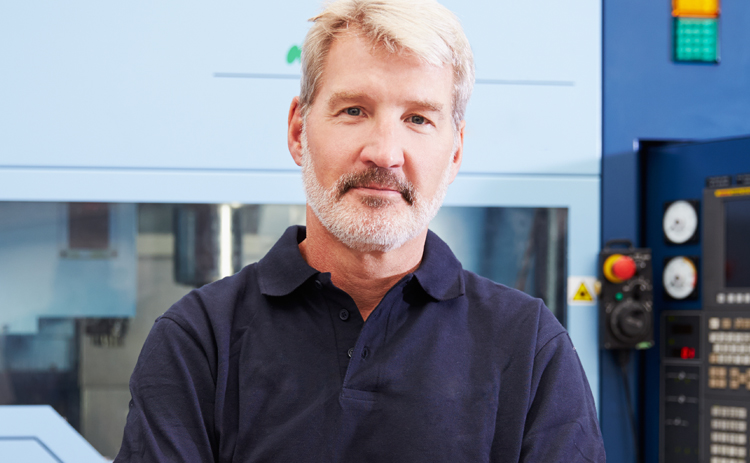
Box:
[610,300,650,343]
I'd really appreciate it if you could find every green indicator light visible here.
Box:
[674,18,719,63]
[615,292,623,301]
[636,341,654,350]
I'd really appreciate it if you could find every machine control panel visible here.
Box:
[600,242,654,349]
[663,312,750,462]
[706,314,750,393]
[705,400,749,463]
[662,313,702,463]
[704,312,750,462]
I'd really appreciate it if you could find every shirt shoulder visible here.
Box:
[460,269,567,354]
[158,262,263,356]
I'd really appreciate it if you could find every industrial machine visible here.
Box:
[647,137,750,463]
[661,179,750,463]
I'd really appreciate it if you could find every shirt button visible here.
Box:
[314,280,323,290]
[347,348,354,358]
[339,309,350,321]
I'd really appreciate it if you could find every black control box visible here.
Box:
[599,241,654,349]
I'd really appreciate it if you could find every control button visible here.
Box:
[710,317,721,330]
[615,292,624,301]
[347,348,354,358]
[613,256,637,280]
[603,254,637,283]
[717,293,726,304]
[745,293,750,304]
[339,309,350,321]
[361,347,369,359]
[728,293,737,304]
[314,280,323,290]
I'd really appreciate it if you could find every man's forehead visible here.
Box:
[313,33,454,108]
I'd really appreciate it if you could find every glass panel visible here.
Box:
[0,201,566,459]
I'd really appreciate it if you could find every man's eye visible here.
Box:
[409,115,426,125]
[345,107,361,116]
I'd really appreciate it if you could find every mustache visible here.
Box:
[337,168,415,205]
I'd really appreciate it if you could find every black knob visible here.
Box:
[610,300,650,343]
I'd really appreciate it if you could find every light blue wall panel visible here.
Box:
[1,0,600,179]
[463,83,599,174]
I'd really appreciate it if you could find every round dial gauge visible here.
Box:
[663,200,698,244]
[663,256,697,300]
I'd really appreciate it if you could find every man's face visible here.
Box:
[290,33,464,252]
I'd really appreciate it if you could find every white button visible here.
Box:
[728,293,737,304]
[745,293,750,303]
[711,318,722,329]
[718,293,727,304]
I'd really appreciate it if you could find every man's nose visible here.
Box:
[359,117,406,169]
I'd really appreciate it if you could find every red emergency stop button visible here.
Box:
[603,254,637,283]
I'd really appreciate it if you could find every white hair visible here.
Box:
[300,0,475,130]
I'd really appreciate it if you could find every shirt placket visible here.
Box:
[341,278,409,395]
[313,273,365,383]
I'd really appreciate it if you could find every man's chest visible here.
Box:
[217,302,527,463]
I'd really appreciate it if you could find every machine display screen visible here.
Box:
[725,198,750,287]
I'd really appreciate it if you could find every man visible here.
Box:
[115,0,605,461]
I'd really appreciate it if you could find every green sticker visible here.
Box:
[287,45,302,64]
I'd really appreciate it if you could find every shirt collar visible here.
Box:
[257,226,318,296]
[257,225,465,301]
[412,230,465,301]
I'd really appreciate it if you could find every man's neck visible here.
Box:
[299,209,426,321]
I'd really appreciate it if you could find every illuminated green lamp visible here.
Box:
[673,17,719,63]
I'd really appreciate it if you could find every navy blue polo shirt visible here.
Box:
[115,225,604,462]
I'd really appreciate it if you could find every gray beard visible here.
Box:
[300,128,453,253]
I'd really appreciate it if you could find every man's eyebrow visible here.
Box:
[327,91,368,111]
[326,92,444,113]
[408,99,443,113]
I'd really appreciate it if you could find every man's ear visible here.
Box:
[288,96,304,166]
[448,121,465,183]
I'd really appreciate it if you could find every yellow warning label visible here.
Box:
[715,187,750,198]
[573,283,594,302]
[567,276,597,305]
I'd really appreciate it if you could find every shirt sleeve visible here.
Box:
[519,332,606,463]
[114,316,217,463]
